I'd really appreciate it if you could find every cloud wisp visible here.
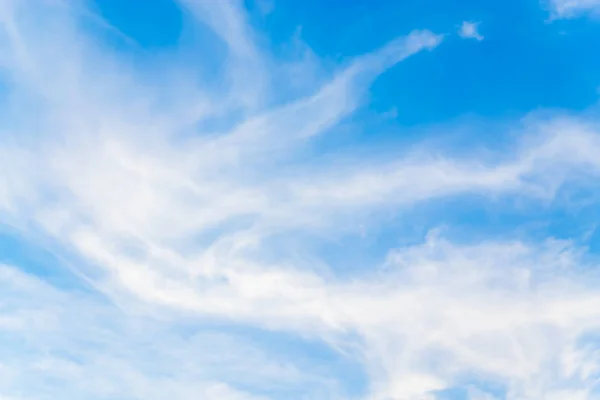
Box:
[2,1,600,400]
[547,0,600,18]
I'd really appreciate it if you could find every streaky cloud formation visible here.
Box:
[2,1,600,400]
[547,0,600,18]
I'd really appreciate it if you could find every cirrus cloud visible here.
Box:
[2,1,600,400]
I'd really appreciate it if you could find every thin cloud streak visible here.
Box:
[547,0,600,18]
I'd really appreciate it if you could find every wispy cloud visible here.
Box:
[547,0,600,18]
[2,1,600,400]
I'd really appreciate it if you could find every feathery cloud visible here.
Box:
[547,0,600,18]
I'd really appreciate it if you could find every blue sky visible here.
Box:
[3,0,600,399]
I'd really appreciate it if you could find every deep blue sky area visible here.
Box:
[265,0,600,123]
[92,0,600,128]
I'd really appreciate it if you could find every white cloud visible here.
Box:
[458,21,484,41]
[548,0,600,18]
[0,264,328,400]
[2,1,600,400]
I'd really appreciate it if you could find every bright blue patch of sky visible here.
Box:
[89,0,600,139]
[89,0,600,122]
[90,0,184,49]
[0,228,87,292]
[263,0,600,124]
